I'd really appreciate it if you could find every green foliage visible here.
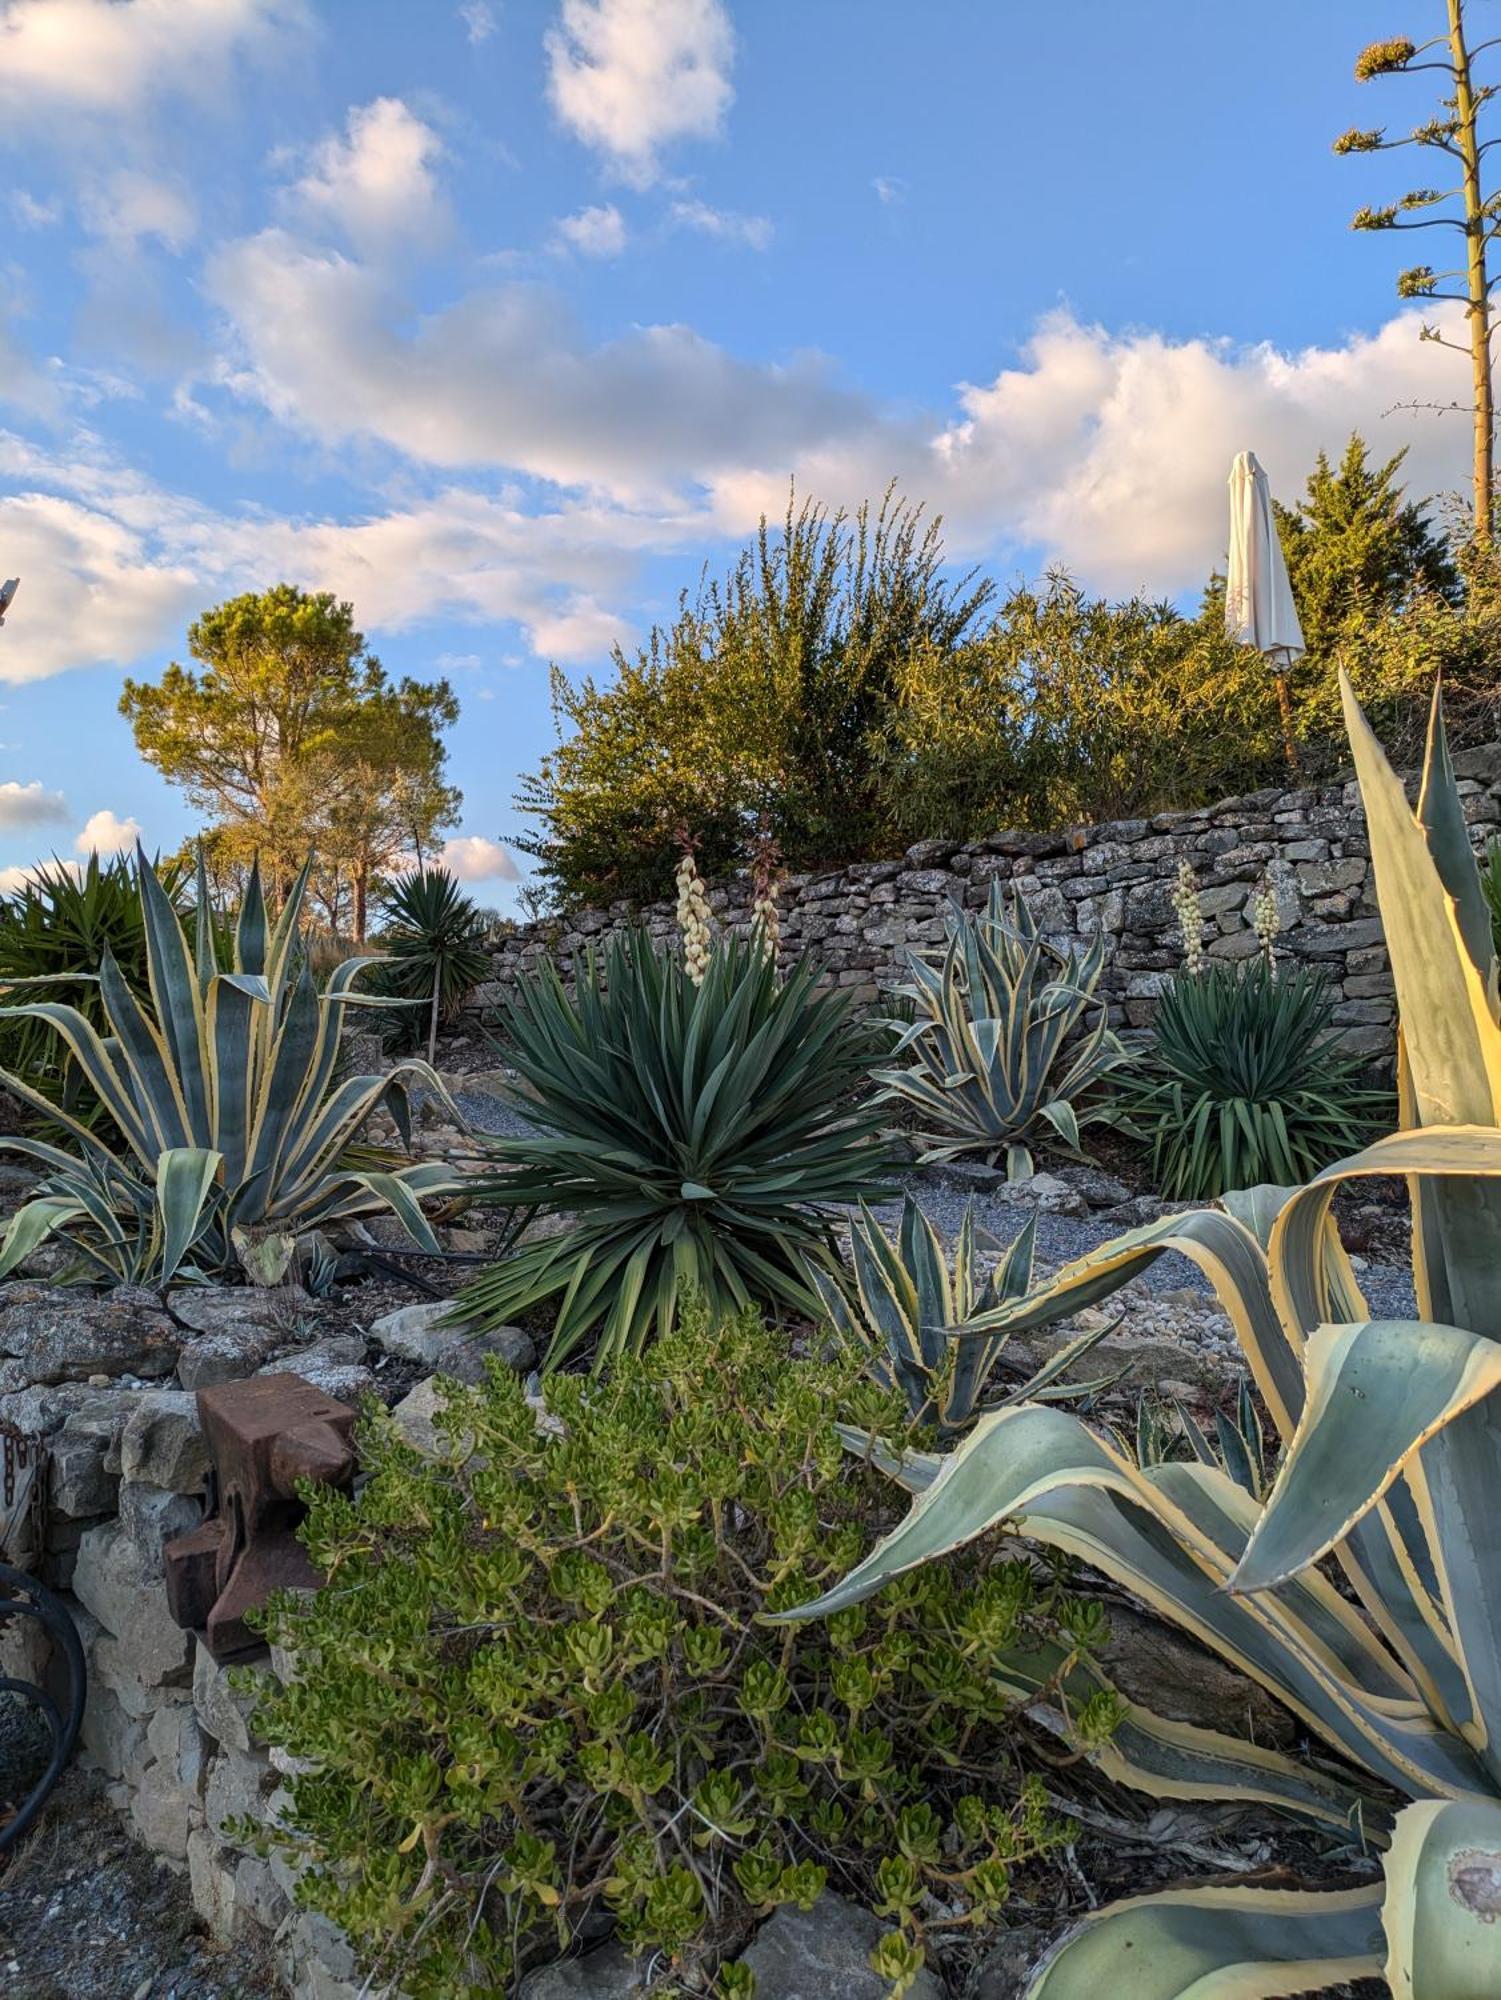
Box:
[120,585,460,938]
[1131,1373,1268,1504]
[1481,836,1501,962]
[0,850,467,1284]
[1126,958,1390,1199]
[0,853,186,1132]
[516,490,994,906]
[453,934,895,1368]
[371,867,492,1056]
[247,1307,1088,1997]
[877,881,1131,1175]
[781,680,1501,1997]
[818,1197,1115,1433]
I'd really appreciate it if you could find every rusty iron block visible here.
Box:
[163,1372,357,1662]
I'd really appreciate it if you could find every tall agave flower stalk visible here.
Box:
[779,676,1501,1998]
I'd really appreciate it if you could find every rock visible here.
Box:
[257,1357,375,1402]
[993,1171,1088,1218]
[166,1286,307,1338]
[368,1300,534,1381]
[1098,1602,1295,1748]
[518,1944,652,1999]
[390,1375,475,1459]
[0,1284,181,1385]
[193,1637,264,1755]
[176,1311,287,1388]
[204,1741,273,1837]
[72,1521,192,1686]
[117,1479,202,1567]
[118,1390,210,1492]
[47,1426,117,1518]
[972,1926,1050,2000]
[736,1893,944,1999]
[1050,1164,1133,1210]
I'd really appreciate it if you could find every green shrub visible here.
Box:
[876,882,1131,1175]
[247,1306,1096,1998]
[1126,957,1389,1198]
[453,934,895,1368]
[372,866,493,1058]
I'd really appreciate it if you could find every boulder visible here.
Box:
[0,1283,182,1385]
[118,1390,210,1492]
[518,1945,651,1999]
[736,1894,944,1999]
[368,1300,534,1381]
[166,1286,307,1339]
[390,1375,475,1459]
[1098,1601,1296,1748]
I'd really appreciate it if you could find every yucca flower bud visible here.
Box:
[674,840,713,986]
[1250,875,1282,968]
[1172,859,1205,976]
[749,825,785,971]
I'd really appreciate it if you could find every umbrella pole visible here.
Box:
[1266,649,1298,774]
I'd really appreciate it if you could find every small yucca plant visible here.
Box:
[877,881,1131,1176]
[373,866,492,1061]
[0,850,467,1284]
[452,933,895,1368]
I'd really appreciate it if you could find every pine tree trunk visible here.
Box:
[354,866,368,947]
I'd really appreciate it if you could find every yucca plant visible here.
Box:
[1132,1371,1268,1502]
[0,849,467,1285]
[373,866,493,1062]
[452,933,895,1369]
[816,1196,1116,1432]
[877,881,1131,1176]
[1128,955,1390,1198]
[780,677,1501,1997]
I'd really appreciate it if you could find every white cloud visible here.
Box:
[10,189,60,227]
[668,198,771,251]
[555,202,627,257]
[0,778,68,828]
[545,0,734,186]
[80,170,196,250]
[458,0,495,43]
[206,231,868,503]
[289,98,448,253]
[0,0,301,122]
[435,834,518,883]
[76,807,141,854]
[872,176,906,207]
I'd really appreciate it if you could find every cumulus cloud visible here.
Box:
[871,176,906,207]
[288,97,448,253]
[206,231,869,503]
[0,778,69,828]
[545,0,734,186]
[434,834,518,882]
[79,170,196,249]
[555,202,628,257]
[76,807,141,854]
[0,0,302,122]
[10,189,60,227]
[668,199,771,250]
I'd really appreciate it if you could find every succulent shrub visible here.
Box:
[816,1196,1116,1434]
[245,1306,1095,1998]
[372,866,492,1058]
[1125,954,1390,1198]
[0,850,466,1285]
[452,933,895,1368]
[1130,1371,1268,1502]
[876,881,1130,1176]
[782,678,1501,1997]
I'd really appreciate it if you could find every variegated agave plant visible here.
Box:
[816,1196,1115,1432]
[783,678,1501,1998]
[876,880,1131,1176]
[0,850,466,1285]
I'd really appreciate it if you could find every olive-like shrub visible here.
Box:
[248,1306,1101,1998]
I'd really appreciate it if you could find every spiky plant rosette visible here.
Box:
[0,849,470,1285]
[1127,955,1390,1198]
[373,865,493,1054]
[452,932,896,1368]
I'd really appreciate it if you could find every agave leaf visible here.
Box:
[154,1147,222,1279]
[1380,1797,1501,1998]
[0,1196,91,1278]
[1021,1880,1385,1999]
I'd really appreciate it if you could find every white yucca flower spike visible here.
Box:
[674,844,713,986]
[1250,874,1282,968]
[749,825,785,972]
[1172,858,1204,975]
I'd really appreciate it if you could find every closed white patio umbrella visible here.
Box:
[1225,449,1305,770]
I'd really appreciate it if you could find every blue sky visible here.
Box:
[0,0,1481,907]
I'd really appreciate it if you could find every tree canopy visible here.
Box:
[121,585,460,938]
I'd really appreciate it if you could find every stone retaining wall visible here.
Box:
[473,744,1501,1060]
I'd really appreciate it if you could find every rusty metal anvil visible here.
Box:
[163,1373,357,1662]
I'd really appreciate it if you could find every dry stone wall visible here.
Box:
[473,744,1501,1061]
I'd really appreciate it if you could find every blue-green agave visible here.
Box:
[783,678,1501,1998]
[0,850,466,1284]
[876,881,1131,1176]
